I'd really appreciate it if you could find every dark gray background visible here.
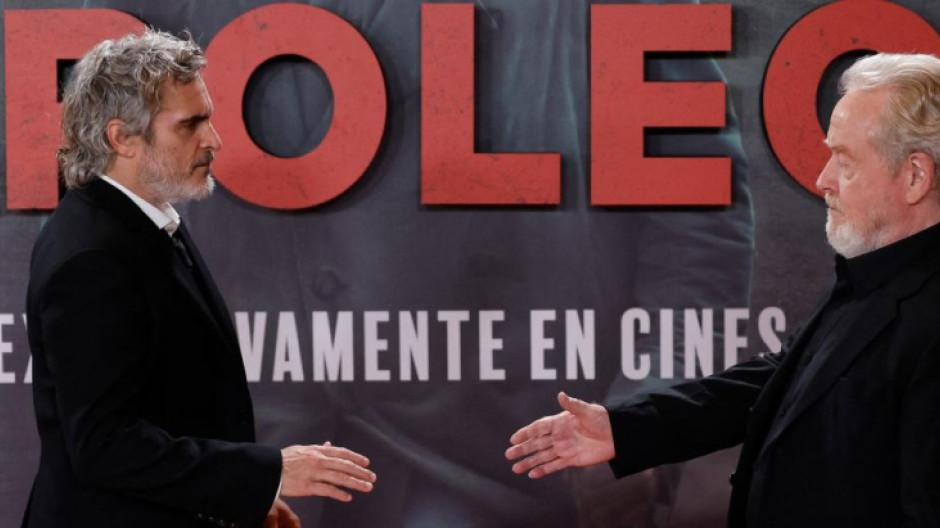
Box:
[1,1,933,526]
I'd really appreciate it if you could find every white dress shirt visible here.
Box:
[98,174,181,236]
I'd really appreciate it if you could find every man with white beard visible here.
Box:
[508,52,940,527]
[22,30,376,528]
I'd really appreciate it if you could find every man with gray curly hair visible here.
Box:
[508,52,940,527]
[23,29,375,528]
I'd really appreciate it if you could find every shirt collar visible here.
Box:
[837,220,940,296]
[97,174,181,236]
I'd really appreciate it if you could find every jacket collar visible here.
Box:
[74,177,167,237]
[96,174,182,235]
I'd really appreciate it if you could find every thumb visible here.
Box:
[558,392,589,415]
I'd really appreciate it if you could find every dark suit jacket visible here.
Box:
[607,234,940,527]
[22,178,281,527]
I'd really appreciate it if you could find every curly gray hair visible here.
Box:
[58,28,206,189]
[840,53,940,179]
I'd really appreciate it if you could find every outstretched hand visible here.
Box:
[280,441,376,501]
[505,392,615,478]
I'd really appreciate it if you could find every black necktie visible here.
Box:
[169,227,221,322]
[171,229,194,268]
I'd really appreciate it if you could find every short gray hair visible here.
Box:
[58,28,206,189]
[840,53,940,179]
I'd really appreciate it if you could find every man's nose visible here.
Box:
[816,157,836,195]
[203,121,222,152]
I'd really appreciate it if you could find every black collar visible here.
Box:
[837,220,940,297]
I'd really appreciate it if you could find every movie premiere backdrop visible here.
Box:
[1,0,937,526]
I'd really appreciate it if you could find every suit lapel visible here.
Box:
[760,250,940,454]
[77,179,240,362]
[744,295,828,445]
[759,292,896,453]
[176,223,240,351]
[166,234,236,351]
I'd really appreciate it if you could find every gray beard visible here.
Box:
[138,147,215,205]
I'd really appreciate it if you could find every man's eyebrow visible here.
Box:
[823,137,847,153]
[178,112,211,126]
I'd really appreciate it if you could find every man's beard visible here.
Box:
[139,145,215,205]
[825,197,889,258]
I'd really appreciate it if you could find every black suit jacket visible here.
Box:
[607,234,940,527]
[23,179,281,527]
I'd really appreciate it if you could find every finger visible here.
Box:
[322,457,377,483]
[316,469,375,493]
[280,507,302,528]
[512,448,559,475]
[508,424,536,446]
[317,445,371,468]
[289,511,302,528]
[509,417,553,445]
[309,482,352,502]
[529,456,571,479]
[505,434,552,461]
[263,513,278,528]
[557,392,589,415]
[323,441,331,447]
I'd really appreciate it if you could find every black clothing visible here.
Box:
[23,179,281,528]
[608,222,940,527]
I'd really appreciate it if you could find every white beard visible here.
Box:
[825,207,889,258]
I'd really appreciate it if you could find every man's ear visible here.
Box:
[105,119,142,159]
[905,152,937,205]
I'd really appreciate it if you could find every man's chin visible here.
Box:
[165,175,216,204]
[198,174,216,200]
[826,222,876,258]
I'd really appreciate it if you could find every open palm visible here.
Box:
[506,392,616,478]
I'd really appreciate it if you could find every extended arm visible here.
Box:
[506,352,781,479]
